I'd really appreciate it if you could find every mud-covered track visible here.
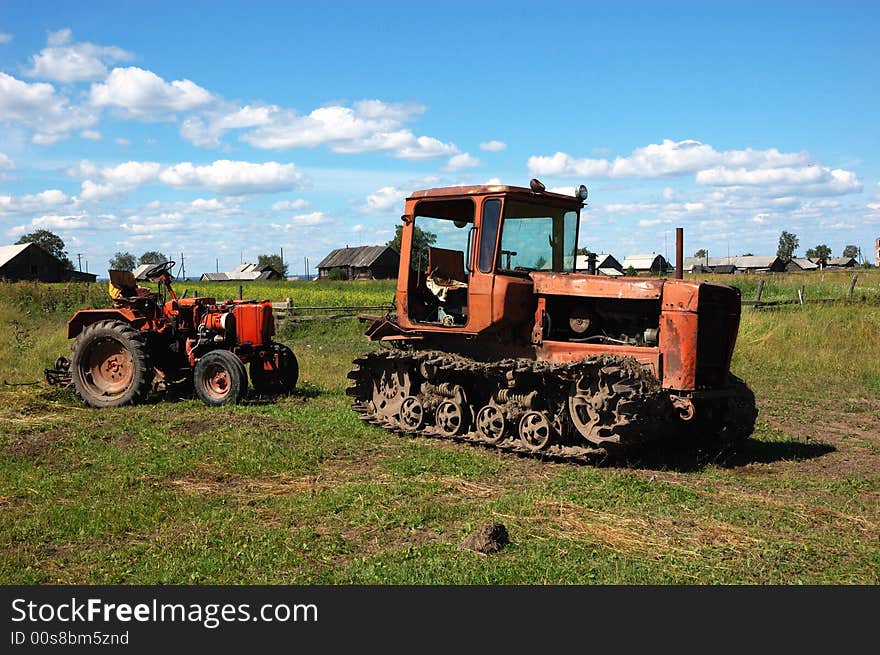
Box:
[346,348,755,464]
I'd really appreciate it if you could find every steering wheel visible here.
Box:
[143,260,176,280]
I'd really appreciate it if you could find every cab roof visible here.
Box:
[408,184,584,206]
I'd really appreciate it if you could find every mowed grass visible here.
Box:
[0,279,877,584]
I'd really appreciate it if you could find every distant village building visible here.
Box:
[317,245,400,280]
[575,253,624,276]
[0,242,97,282]
[683,255,785,274]
[199,263,282,282]
[622,253,671,275]
[785,258,819,272]
[823,257,857,269]
[875,237,880,268]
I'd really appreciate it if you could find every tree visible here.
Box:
[139,251,168,265]
[16,229,73,269]
[805,244,831,260]
[257,253,288,277]
[328,267,348,281]
[843,245,859,259]
[109,251,136,271]
[776,231,799,262]
[576,247,592,256]
[693,248,708,260]
[387,225,437,269]
[624,265,638,277]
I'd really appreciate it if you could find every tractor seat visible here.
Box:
[108,269,156,305]
[425,247,468,302]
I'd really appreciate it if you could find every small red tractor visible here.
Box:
[45,260,297,407]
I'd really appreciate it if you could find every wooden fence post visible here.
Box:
[238,284,243,300]
[754,279,765,307]
[848,274,858,301]
[797,285,804,306]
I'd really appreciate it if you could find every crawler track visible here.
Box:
[347,348,757,464]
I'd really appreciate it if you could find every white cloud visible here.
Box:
[31,212,91,229]
[363,186,407,213]
[25,29,132,83]
[0,189,70,217]
[238,100,458,159]
[0,32,12,44]
[115,137,131,146]
[80,129,101,140]
[444,152,481,171]
[90,66,214,118]
[484,177,503,185]
[121,212,183,234]
[0,152,13,169]
[696,166,861,195]
[181,104,275,148]
[528,139,812,179]
[77,160,162,200]
[271,198,310,211]
[291,211,326,225]
[0,72,97,143]
[479,140,506,152]
[158,159,307,194]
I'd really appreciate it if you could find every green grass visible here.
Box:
[0,279,877,584]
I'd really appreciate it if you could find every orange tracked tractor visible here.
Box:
[45,260,297,407]
[348,180,757,460]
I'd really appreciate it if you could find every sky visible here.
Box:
[1,0,879,276]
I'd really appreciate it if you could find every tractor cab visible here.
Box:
[396,181,585,337]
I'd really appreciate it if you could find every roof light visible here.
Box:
[576,184,589,200]
[529,178,546,193]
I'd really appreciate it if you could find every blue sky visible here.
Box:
[1,0,878,275]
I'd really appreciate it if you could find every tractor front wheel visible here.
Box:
[193,350,248,406]
[250,344,299,395]
[70,320,153,408]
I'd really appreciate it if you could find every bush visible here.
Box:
[328,268,348,281]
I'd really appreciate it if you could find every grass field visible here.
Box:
[0,276,878,584]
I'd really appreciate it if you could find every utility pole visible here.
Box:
[216,258,219,273]
[178,252,185,280]
[280,246,284,278]
[76,253,83,272]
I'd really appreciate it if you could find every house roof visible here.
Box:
[598,267,624,277]
[622,254,669,270]
[827,257,857,266]
[684,255,782,270]
[318,245,396,269]
[575,253,621,271]
[200,272,229,281]
[789,258,819,270]
[0,243,31,268]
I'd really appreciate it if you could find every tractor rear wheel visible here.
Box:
[193,350,248,406]
[70,320,153,408]
[250,344,298,395]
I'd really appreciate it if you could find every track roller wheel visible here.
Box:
[435,400,466,436]
[398,396,426,432]
[519,411,553,452]
[476,405,506,444]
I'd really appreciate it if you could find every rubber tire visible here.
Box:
[250,344,299,395]
[193,350,248,406]
[70,320,153,408]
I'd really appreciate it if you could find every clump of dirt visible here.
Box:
[460,523,509,554]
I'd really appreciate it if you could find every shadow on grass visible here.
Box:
[611,438,836,473]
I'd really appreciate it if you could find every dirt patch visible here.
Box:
[168,469,324,498]
[501,498,759,556]
[460,523,509,554]
[171,415,290,438]
[4,427,68,459]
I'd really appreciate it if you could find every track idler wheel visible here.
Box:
[435,400,466,436]
[519,411,553,452]
[398,396,426,432]
[476,405,507,444]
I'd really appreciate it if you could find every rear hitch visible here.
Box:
[44,356,72,387]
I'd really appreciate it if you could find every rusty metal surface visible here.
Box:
[530,271,665,299]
